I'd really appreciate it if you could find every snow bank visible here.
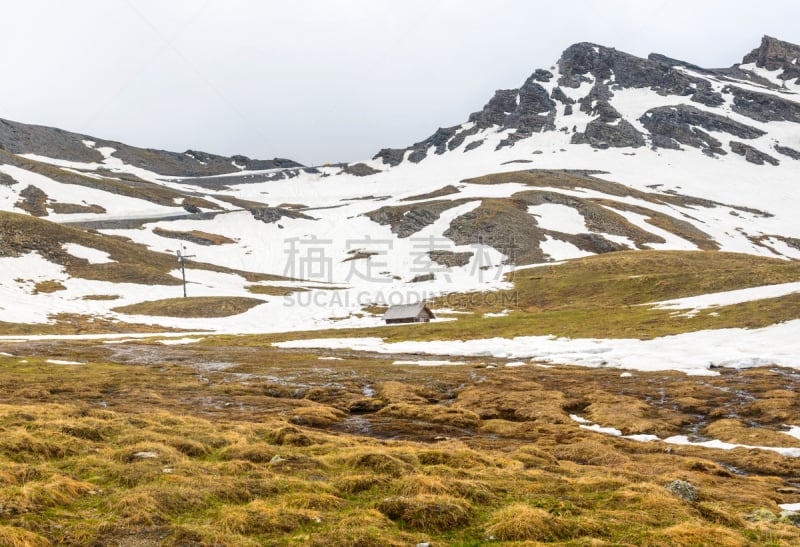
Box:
[275,319,800,374]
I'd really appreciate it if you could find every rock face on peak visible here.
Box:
[0,118,303,177]
[742,35,800,82]
[373,36,800,167]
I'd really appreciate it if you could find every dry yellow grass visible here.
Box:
[485,504,573,541]
[0,341,798,545]
[0,526,52,547]
[377,495,473,531]
[112,296,265,317]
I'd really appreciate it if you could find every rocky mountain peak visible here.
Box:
[374,37,800,166]
[742,35,800,82]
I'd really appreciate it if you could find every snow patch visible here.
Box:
[63,243,114,264]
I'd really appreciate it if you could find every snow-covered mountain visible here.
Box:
[1,35,798,333]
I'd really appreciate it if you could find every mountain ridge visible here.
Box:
[374,35,800,166]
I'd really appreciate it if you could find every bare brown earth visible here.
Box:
[0,339,797,545]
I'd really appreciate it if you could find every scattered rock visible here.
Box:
[775,145,800,160]
[780,511,800,527]
[744,508,779,523]
[666,480,698,502]
[729,141,780,166]
[409,273,435,283]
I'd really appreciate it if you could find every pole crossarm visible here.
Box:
[176,246,196,298]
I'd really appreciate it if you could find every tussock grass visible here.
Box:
[552,440,630,467]
[656,522,748,545]
[376,402,481,429]
[415,446,491,469]
[0,430,79,462]
[377,495,473,531]
[283,492,345,510]
[344,451,418,477]
[219,499,320,535]
[0,526,51,547]
[290,404,347,427]
[584,391,677,436]
[219,442,275,463]
[485,504,573,541]
[703,418,800,448]
[393,475,495,504]
[306,509,409,547]
[334,474,391,495]
[510,445,560,468]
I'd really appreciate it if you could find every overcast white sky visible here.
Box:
[1,1,798,166]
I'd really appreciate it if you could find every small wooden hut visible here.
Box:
[383,302,435,324]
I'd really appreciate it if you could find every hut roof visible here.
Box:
[383,302,434,321]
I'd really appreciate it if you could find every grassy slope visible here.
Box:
[112,297,265,318]
[215,250,800,347]
[0,211,287,284]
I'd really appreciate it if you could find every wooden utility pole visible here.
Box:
[176,246,195,297]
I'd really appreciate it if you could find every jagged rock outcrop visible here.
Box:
[469,89,520,129]
[365,200,469,238]
[496,76,557,142]
[572,99,645,148]
[374,75,558,162]
[742,35,800,83]
[374,126,460,165]
[557,42,722,106]
[729,141,780,166]
[639,105,765,154]
[723,86,800,123]
[572,118,645,149]
[775,145,800,160]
